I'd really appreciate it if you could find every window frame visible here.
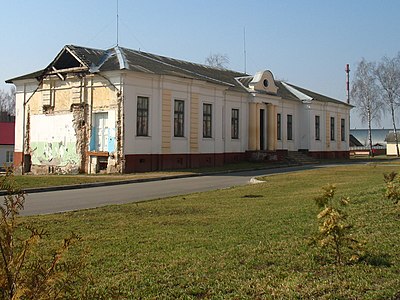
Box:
[231,108,239,139]
[341,118,346,142]
[330,117,335,141]
[5,151,13,163]
[287,114,293,141]
[315,115,320,141]
[136,96,149,137]
[203,103,212,138]
[277,113,281,140]
[174,99,185,137]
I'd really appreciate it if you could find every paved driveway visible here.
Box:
[18,163,361,216]
[18,165,325,216]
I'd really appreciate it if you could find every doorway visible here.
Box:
[93,112,108,152]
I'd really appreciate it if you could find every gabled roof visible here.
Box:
[385,132,400,143]
[5,44,350,106]
[350,134,363,147]
[6,45,248,92]
[0,122,15,145]
[284,83,353,107]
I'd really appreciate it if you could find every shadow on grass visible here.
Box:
[361,252,392,267]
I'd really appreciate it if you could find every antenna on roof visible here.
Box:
[243,27,247,74]
[116,0,119,46]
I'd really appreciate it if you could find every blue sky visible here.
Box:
[1,0,399,128]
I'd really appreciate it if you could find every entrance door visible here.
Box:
[94,113,108,152]
[260,109,265,150]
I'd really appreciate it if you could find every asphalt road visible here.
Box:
[20,164,337,216]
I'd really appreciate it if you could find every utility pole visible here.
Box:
[346,64,351,152]
[346,64,350,104]
[116,0,119,46]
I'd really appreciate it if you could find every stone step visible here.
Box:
[287,151,319,165]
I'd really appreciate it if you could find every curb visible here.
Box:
[0,163,302,196]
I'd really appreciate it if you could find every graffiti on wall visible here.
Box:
[30,114,80,167]
[31,141,78,166]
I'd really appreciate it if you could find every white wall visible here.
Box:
[14,80,39,154]
[29,114,78,166]
[123,73,249,156]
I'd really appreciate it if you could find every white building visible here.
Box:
[6,45,352,174]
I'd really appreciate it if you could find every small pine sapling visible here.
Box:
[313,184,363,265]
[0,168,86,299]
[383,171,400,204]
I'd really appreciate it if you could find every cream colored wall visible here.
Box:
[275,99,297,151]
[387,143,398,155]
[122,73,248,156]
[272,97,350,152]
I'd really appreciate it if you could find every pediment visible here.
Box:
[43,46,88,80]
[53,49,83,70]
[249,70,278,95]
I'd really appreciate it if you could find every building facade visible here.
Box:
[0,113,15,169]
[6,45,352,174]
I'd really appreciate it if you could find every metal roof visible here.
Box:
[5,44,350,107]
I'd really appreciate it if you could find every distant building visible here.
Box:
[0,115,15,169]
[350,129,391,146]
[349,129,390,156]
[385,132,400,156]
[6,45,352,174]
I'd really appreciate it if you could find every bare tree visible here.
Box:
[205,53,229,70]
[375,53,400,157]
[351,58,383,157]
[0,87,16,116]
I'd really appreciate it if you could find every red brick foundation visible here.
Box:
[308,151,350,159]
[124,152,247,173]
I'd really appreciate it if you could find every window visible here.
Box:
[315,115,320,140]
[231,108,239,139]
[277,113,281,140]
[341,118,346,142]
[287,114,293,141]
[137,96,149,136]
[203,103,212,138]
[5,151,13,163]
[174,100,185,137]
[330,117,335,141]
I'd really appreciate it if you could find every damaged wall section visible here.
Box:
[29,113,80,173]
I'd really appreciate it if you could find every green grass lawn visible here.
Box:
[17,164,400,299]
